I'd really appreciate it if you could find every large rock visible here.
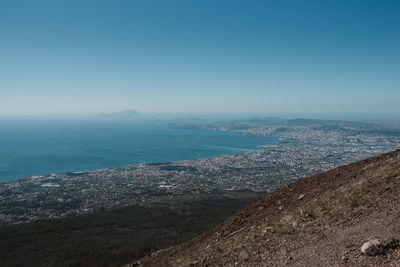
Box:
[361,238,400,256]
[361,239,382,256]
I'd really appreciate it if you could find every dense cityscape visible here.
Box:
[1,118,399,225]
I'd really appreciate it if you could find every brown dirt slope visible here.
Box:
[127,150,400,266]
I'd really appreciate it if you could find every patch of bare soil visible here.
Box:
[126,150,400,266]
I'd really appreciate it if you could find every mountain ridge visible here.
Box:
[127,150,400,266]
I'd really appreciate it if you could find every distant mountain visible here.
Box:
[128,150,400,266]
[97,109,142,119]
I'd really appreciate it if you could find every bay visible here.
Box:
[0,118,278,181]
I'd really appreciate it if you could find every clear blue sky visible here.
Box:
[1,0,399,115]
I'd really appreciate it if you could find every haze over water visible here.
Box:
[0,119,278,182]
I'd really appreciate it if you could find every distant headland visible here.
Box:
[96,109,142,119]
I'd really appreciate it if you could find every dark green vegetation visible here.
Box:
[0,191,263,267]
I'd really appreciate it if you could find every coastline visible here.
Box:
[1,118,400,225]
[0,119,278,182]
[1,136,279,184]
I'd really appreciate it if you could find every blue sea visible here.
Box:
[0,118,278,182]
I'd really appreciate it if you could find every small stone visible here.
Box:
[300,210,312,217]
[298,194,306,200]
[238,250,249,261]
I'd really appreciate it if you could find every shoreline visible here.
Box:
[1,118,399,225]
[0,121,279,183]
[1,137,280,184]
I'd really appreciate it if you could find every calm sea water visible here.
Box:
[0,119,278,182]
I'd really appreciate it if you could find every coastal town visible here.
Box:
[1,118,400,225]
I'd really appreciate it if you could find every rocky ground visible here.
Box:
[128,150,400,266]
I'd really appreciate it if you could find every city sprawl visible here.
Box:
[1,118,399,224]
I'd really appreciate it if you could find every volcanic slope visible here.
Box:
[127,150,400,266]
